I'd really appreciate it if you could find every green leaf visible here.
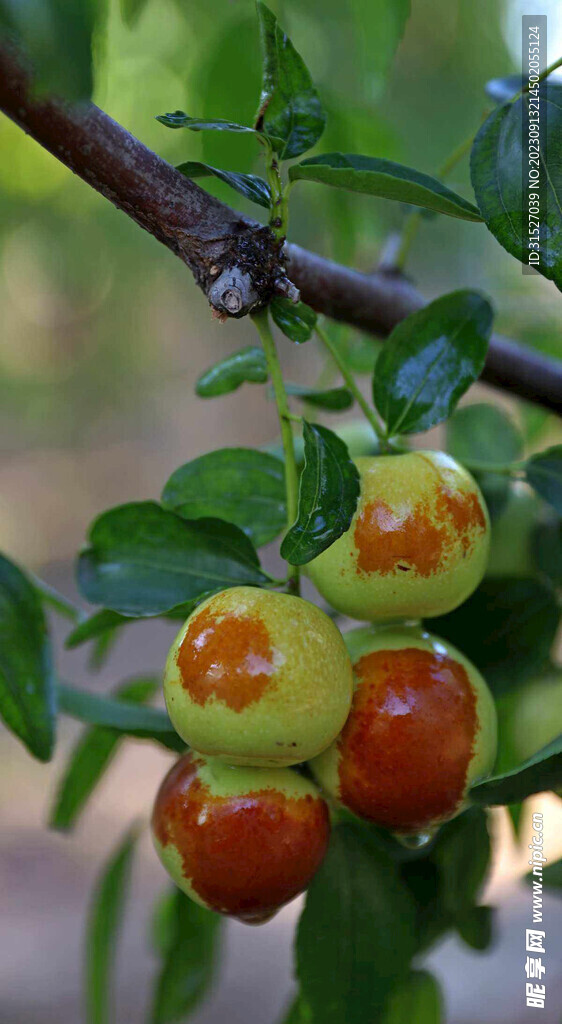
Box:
[85,827,138,1024]
[430,808,491,916]
[508,802,524,839]
[471,734,562,805]
[196,346,268,397]
[382,971,443,1024]
[447,403,523,466]
[32,574,83,623]
[151,889,222,1024]
[77,502,268,616]
[255,2,326,160]
[281,422,360,565]
[527,858,562,891]
[456,905,494,951]
[50,677,158,832]
[155,112,279,146]
[432,577,560,696]
[485,75,523,104]
[398,858,449,955]
[284,383,354,411]
[66,608,131,648]
[0,553,56,761]
[150,889,178,958]
[524,446,562,514]
[373,290,493,436]
[532,516,562,588]
[399,808,491,956]
[161,448,286,547]
[65,599,203,650]
[470,84,562,290]
[0,0,97,100]
[270,298,317,343]
[289,154,483,221]
[176,162,272,209]
[88,628,122,673]
[57,682,184,754]
[296,822,417,1024]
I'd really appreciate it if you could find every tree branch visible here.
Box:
[0,42,287,317]
[286,246,562,413]
[1,42,560,412]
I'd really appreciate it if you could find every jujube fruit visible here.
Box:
[305,451,490,621]
[310,625,497,835]
[485,483,541,578]
[151,752,330,923]
[164,586,353,766]
[505,673,562,762]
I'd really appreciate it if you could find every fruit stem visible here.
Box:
[264,142,289,240]
[314,323,389,448]
[252,307,301,595]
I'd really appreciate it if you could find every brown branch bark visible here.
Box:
[1,42,561,413]
[286,245,562,413]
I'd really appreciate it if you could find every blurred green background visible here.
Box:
[1,1,562,1022]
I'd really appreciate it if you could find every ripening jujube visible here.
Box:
[305,451,490,622]
[151,752,331,922]
[310,625,497,835]
[163,586,353,767]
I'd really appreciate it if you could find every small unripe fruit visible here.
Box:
[311,625,497,835]
[335,420,380,458]
[164,586,353,766]
[152,752,330,922]
[486,484,541,578]
[507,673,562,762]
[305,451,490,621]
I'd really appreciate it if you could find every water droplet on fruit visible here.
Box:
[393,828,437,850]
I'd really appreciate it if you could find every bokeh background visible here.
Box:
[1,0,562,1021]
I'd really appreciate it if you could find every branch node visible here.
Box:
[208,267,259,318]
[274,276,300,303]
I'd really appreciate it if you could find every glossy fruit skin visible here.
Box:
[164,586,353,767]
[152,752,330,923]
[310,625,497,835]
[305,451,490,622]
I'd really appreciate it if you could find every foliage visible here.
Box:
[150,888,222,1023]
[0,553,56,761]
[289,154,482,220]
[1,2,562,1023]
[281,422,360,565]
[85,827,139,1024]
[471,83,562,291]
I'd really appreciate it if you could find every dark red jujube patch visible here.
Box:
[152,754,330,919]
[337,647,478,832]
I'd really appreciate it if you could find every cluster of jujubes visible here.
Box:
[151,451,497,922]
